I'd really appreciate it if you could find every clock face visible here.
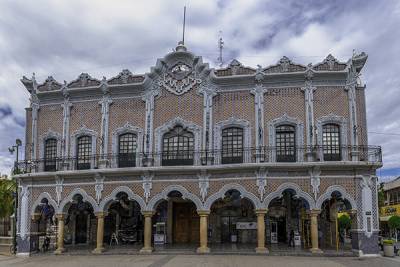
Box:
[169,63,192,80]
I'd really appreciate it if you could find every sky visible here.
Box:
[0,0,399,181]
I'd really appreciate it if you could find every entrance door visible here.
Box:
[271,221,278,244]
[221,216,238,243]
[277,217,286,243]
[75,212,88,244]
[173,202,199,243]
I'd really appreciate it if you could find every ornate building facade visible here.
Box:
[15,42,382,256]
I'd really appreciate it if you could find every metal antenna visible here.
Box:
[217,31,224,67]
[182,6,186,45]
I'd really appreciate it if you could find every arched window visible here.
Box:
[322,124,341,161]
[221,127,243,164]
[276,125,296,162]
[44,138,57,171]
[162,126,194,166]
[76,135,92,170]
[118,133,137,168]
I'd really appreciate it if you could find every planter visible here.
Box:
[383,244,395,257]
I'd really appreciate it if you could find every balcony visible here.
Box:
[15,145,382,174]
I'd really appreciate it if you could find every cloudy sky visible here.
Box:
[0,0,399,180]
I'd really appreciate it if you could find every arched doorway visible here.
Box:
[267,189,311,249]
[153,191,199,247]
[209,189,257,250]
[103,192,144,247]
[318,191,354,251]
[63,194,95,246]
[31,197,56,252]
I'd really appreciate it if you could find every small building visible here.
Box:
[380,177,400,237]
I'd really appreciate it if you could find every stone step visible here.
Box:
[0,237,12,245]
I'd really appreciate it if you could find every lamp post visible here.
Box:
[8,138,22,254]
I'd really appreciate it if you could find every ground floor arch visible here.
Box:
[266,188,312,249]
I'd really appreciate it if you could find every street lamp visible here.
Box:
[8,138,22,254]
[8,138,22,175]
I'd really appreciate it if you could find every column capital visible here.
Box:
[197,210,210,216]
[348,209,357,215]
[55,213,66,220]
[95,211,107,218]
[141,211,154,217]
[309,209,321,216]
[255,209,268,215]
[31,213,41,222]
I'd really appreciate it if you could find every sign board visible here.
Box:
[236,222,257,230]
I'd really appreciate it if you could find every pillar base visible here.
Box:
[54,248,66,255]
[196,247,210,254]
[310,248,323,254]
[255,247,269,254]
[92,247,105,254]
[139,247,153,254]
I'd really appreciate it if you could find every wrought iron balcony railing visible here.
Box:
[15,145,382,174]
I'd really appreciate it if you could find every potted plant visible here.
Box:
[338,214,352,244]
[383,239,395,257]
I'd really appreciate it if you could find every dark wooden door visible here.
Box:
[75,212,88,244]
[173,202,199,244]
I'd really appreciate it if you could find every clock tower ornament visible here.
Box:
[158,61,202,95]
[157,41,202,96]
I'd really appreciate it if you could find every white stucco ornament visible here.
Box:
[158,62,201,95]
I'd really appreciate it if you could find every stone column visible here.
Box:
[310,209,322,253]
[197,211,210,253]
[255,209,268,254]
[92,212,105,254]
[140,211,153,253]
[55,214,66,254]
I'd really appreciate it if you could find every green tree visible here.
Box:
[0,178,16,218]
[388,215,400,241]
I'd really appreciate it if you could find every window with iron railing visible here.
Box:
[44,138,57,171]
[221,127,243,164]
[118,133,137,168]
[76,135,92,170]
[162,126,194,166]
[322,124,341,161]
[276,125,296,162]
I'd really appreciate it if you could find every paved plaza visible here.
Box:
[0,254,400,267]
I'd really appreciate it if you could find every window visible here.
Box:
[76,136,92,170]
[44,138,57,171]
[221,127,243,164]
[118,133,137,168]
[322,124,341,161]
[162,126,194,166]
[276,125,296,162]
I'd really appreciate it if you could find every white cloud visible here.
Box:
[0,0,399,175]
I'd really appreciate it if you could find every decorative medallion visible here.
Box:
[158,62,201,95]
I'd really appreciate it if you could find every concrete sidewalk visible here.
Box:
[0,254,399,267]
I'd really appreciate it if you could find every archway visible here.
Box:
[102,192,144,248]
[62,194,95,246]
[153,190,200,247]
[209,189,257,248]
[31,196,56,252]
[318,191,355,251]
[266,189,312,250]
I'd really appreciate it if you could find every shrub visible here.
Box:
[383,239,394,245]
[338,214,351,230]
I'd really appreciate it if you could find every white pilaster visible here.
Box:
[301,69,316,161]
[251,85,266,162]
[61,85,72,158]
[99,78,112,159]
